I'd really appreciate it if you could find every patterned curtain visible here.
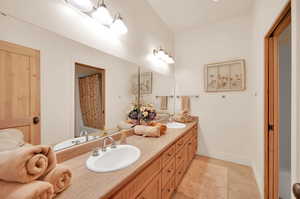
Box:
[79,73,103,129]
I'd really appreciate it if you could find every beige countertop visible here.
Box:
[56,122,197,199]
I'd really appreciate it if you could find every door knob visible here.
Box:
[33,117,40,124]
[293,183,300,199]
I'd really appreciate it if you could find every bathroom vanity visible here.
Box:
[56,121,198,199]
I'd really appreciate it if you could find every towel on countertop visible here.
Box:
[160,96,168,110]
[181,96,191,113]
[40,164,72,194]
[0,145,57,183]
[117,121,134,130]
[0,129,25,152]
[134,125,161,137]
[148,122,167,135]
[0,180,54,199]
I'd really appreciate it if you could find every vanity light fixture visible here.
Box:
[65,0,128,35]
[65,0,94,12]
[153,48,175,64]
[91,0,113,25]
[111,14,128,35]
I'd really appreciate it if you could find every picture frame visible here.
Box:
[204,59,246,92]
[132,72,153,95]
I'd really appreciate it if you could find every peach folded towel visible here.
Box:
[0,145,57,183]
[148,122,167,135]
[40,164,72,194]
[134,125,161,137]
[0,180,54,199]
[181,96,191,113]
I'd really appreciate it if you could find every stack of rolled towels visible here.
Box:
[0,145,72,199]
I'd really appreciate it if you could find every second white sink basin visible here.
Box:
[86,145,140,173]
[167,122,186,129]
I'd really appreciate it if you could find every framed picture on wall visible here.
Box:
[204,59,246,92]
[132,72,153,95]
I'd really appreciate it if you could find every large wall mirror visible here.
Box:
[0,41,175,153]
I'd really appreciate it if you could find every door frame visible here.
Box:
[75,62,106,130]
[264,2,291,199]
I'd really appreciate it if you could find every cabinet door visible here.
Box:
[187,139,193,163]
[136,174,161,199]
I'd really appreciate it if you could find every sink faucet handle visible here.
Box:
[92,147,100,157]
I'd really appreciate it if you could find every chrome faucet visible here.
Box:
[102,136,117,152]
[80,130,89,142]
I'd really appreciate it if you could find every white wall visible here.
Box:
[0,15,139,145]
[0,0,174,71]
[174,15,257,166]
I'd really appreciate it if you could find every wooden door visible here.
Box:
[0,41,40,144]
[136,174,161,199]
[264,3,291,198]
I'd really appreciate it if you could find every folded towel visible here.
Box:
[160,96,168,110]
[0,145,57,183]
[0,129,25,152]
[40,164,72,194]
[174,110,195,123]
[181,96,191,113]
[134,125,161,137]
[148,122,167,135]
[0,180,54,199]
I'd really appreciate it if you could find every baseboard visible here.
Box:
[198,151,252,166]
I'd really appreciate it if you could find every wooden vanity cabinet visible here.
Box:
[110,125,198,199]
[136,174,161,199]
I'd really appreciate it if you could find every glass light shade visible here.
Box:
[167,56,175,64]
[157,49,165,60]
[67,0,93,12]
[111,16,128,35]
[92,4,113,25]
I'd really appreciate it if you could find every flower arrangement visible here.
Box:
[128,104,157,123]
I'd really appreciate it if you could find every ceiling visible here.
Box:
[146,0,254,32]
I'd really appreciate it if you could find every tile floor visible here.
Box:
[173,156,261,199]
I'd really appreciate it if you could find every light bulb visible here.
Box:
[156,49,165,60]
[111,15,128,35]
[66,0,93,12]
[92,3,113,25]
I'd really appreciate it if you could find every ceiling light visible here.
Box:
[111,14,128,35]
[91,0,113,25]
[65,0,93,12]
[153,48,175,64]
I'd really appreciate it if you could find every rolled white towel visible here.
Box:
[0,129,25,152]
[117,121,133,130]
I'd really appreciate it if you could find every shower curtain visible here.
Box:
[79,73,103,129]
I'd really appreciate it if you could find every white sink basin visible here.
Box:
[167,122,186,129]
[86,145,141,172]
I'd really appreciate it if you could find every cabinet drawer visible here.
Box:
[162,177,175,199]
[175,161,185,187]
[162,144,176,166]
[162,157,176,187]
[112,157,161,199]
[175,137,185,153]
[176,146,186,167]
